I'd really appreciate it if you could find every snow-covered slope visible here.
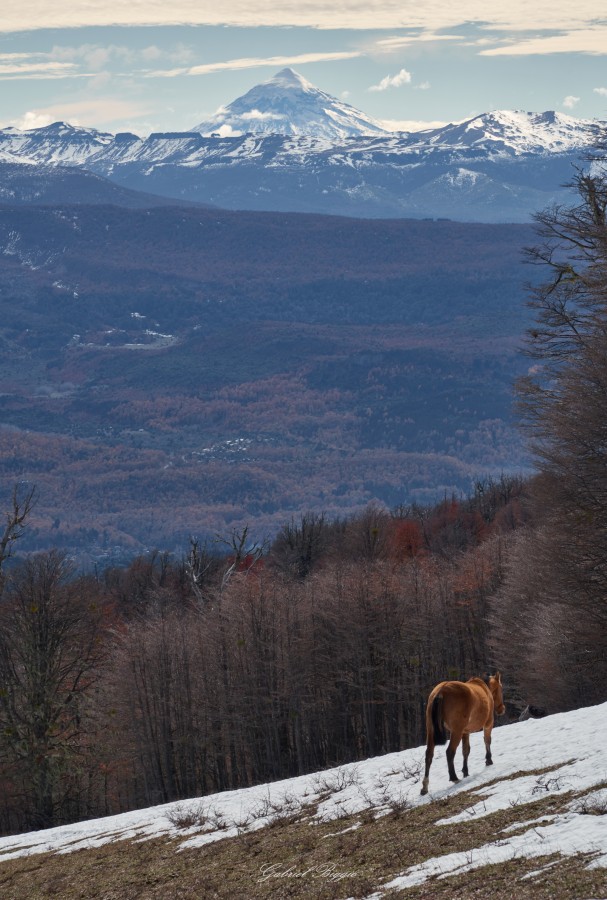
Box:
[420,109,604,155]
[1,701,607,893]
[0,121,113,166]
[192,67,389,139]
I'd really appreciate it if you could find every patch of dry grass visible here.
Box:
[396,853,607,899]
[0,770,606,899]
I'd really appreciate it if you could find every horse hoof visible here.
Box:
[420,787,427,796]
[486,760,493,766]
[450,776,460,783]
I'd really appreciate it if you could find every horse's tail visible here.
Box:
[431,694,447,745]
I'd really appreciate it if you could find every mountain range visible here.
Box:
[0,69,604,221]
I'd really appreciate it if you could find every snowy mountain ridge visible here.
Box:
[419,108,603,155]
[0,69,604,221]
[0,105,601,163]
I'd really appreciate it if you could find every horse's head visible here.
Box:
[489,671,506,715]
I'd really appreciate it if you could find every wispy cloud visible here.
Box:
[480,27,607,56]
[374,33,463,50]
[146,51,363,78]
[0,45,194,82]
[1,0,603,34]
[48,42,195,69]
[368,68,412,92]
[594,87,607,97]
[0,56,84,80]
[562,95,580,109]
[234,109,282,121]
[8,99,151,130]
[381,118,449,132]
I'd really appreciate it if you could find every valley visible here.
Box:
[0,68,601,559]
[0,205,531,560]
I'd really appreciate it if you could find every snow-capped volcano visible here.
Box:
[0,74,603,221]
[192,67,389,140]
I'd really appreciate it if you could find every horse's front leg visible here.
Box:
[483,725,493,766]
[446,732,462,783]
[462,733,470,778]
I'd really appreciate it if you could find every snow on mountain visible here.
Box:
[192,67,390,140]
[0,72,603,221]
[419,109,604,155]
[0,104,599,175]
[1,700,607,893]
[0,121,113,166]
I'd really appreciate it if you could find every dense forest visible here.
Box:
[0,476,528,835]
[0,210,531,558]
[0,165,605,839]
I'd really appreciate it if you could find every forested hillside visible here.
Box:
[0,209,531,559]
[0,476,527,835]
[1,163,605,843]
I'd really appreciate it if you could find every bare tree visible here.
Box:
[185,537,220,603]
[493,163,607,708]
[216,525,266,593]
[0,551,106,830]
[0,484,36,593]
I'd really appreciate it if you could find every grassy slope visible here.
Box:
[0,778,605,899]
[2,714,607,900]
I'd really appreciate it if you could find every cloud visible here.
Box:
[9,110,55,129]
[2,0,603,34]
[369,68,412,92]
[0,58,84,80]
[479,27,607,56]
[374,33,463,50]
[594,87,607,97]
[381,118,449,132]
[562,95,580,109]
[209,107,281,124]
[203,123,243,137]
[239,110,282,121]
[0,44,200,84]
[49,42,195,70]
[8,99,150,131]
[146,50,363,78]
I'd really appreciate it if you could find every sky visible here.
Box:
[0,1,606,135]
[0,700,607,892]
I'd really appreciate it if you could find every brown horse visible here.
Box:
[420,673,505,795]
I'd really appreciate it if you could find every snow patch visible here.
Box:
[0,699,607,900]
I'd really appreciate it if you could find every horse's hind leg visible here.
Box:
[421,739,434,795]
[484,725,493,766]
[462,734,470,777]
[446,732,462,783]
